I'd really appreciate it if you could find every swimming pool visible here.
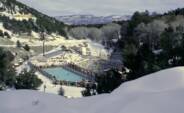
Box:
[43,67,85,82]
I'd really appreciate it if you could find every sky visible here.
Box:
[17,0,184,16]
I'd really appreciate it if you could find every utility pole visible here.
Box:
[41,32,45,56]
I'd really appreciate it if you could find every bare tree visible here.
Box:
[136,20,168,49]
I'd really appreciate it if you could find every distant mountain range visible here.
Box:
[55,15,131,25]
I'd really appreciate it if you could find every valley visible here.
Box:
[1,0,184,113]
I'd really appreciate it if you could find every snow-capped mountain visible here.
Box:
[55,15,131,25]
[1,67,184,113]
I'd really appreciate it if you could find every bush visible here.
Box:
[24,44,30,51]
[16,40,22,48]
[0,30,4,37]
[4,32,11,38]
[82,84,92,96]
[82,83,97,96]
[15,70,43,89]
[58,87,64,96]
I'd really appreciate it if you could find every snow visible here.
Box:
[36,72,85,98]
[55,15,131,25]
[0,23,13,36]
[0,2,36,22]
[1,67,184,113]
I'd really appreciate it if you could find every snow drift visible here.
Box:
[1,67,184,113]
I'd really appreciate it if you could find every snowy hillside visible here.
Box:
[0,0,36,21]
[0,0,66,37]
[1,67,184,113]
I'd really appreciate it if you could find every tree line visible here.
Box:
[120,9,184,80]
[0,0,67,37]
[0,47,42,90]
[67,23,121,48]
[83,8,184,96]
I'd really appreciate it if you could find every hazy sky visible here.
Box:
[17,0,184,16]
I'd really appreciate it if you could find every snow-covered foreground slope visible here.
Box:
[1,67,184,113]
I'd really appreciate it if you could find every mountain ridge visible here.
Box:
[55,14,131,25]
[0,0,67,37]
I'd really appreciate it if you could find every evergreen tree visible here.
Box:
[96,69,123,94]
[0,48,16,90]
[16,40,22,48]
[15,70,42,89]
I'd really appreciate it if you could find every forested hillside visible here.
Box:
[92,8,184,95]
[118,8,184,80]
[0,0,67,37]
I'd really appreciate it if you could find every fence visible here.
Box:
[28,61,96,87]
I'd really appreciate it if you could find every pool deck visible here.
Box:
[36,71,85,98]
[28,61,96,84]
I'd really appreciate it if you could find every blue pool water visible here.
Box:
[43,67,85,82]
